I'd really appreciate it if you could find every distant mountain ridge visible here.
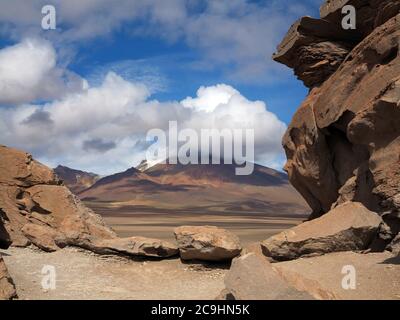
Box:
[54,165,100,194]
[78,161,309,216]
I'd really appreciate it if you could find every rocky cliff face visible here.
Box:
[0,145,178,258]
[274,0,400,234]
[0,145,116,251]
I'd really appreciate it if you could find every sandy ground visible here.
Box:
[101,214,304,245]
[275,251,400,300]
[1,247,228,300]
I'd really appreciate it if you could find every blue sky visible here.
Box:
[0,0,321,174]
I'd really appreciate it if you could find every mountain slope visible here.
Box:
[54,165,100,194]
[79,162,309,216]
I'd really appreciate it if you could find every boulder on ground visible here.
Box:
[91,236,179,258]
[274,251,400,300]
[220,253,313,300]
[261,202,382,261]
[0,255,17,300]
[174,226,241,261]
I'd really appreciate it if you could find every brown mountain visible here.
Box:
[54,165,100,194]
[79,162,309,216]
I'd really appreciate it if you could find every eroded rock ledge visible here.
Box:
[274,1,400,248]
[0,145,178,259]
[273,0,400,88]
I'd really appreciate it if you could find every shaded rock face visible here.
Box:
[274,1,400,89]
[220,253,313,300]
[274,1,400,236]
[261,202,382,261]
[174,226,242,261]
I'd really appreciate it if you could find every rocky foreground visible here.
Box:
[1,0,400,300]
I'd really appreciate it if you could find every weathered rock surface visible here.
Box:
[275,251,400,300]
[0,255,16,300]
[174,226,241,261]
[91,237,179,258]
[320,0,400,38]
[0,145,176,259]
[0,145,116,250]
[271,0,400,88]
[273,16,355,88]
[274,2,400,247]
[261,202,382,261]
[388,233,400,255]
[220,253,313,300]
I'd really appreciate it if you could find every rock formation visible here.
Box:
[174,226,242,261]
[261,202,382,261]
[220,253,313,300]
[90,237,178,258]
[0,255,16,300]
[0,145,177,259]
[273,0,400,251]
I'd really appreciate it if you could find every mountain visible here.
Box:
[79,162,309,216]
[135,159,151,172]
[54,165,100,194]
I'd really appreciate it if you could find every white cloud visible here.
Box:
[0,0,318,82]
[0,66,286,174]
[0,38,86,104]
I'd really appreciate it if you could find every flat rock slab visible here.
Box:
[1,247,227,300]
[222,253,313,300]
[92,237,179,258]
[174,226,241,261]
[274,251,400,300]
[261,202,382,261]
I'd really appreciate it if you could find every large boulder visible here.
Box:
[0,145,176,260]
[174,226,241,261]
[274,1,400,235]
[0,145,117,250]
[220,253,313,300]
[261,202,382,261]
[274,251,400,300]
[0,255,16,300]
[90,237,179,258]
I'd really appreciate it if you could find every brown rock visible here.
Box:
[320,0,399,37]
[278,12,400,221]
[174,226,241,261]
[0,145,116,251]
[21,223,65,252]
[221,253,313,300]
[91,236,179,258]
[275,251,400,300]
[0,255,17,300]
[273,16,355,88]
[388,233,400,255]
[261,202,382,261]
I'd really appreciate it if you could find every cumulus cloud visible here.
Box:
[0,69,286,174]
[0,0,318,82]
[0,38,86,104]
